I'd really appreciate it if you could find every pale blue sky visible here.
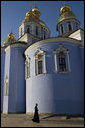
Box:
[1,1,84,45]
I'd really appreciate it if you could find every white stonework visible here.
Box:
[69,29,84,46]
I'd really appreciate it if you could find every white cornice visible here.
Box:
[4,43,27,52]
[24,37,81,55]
[5,45,10,52]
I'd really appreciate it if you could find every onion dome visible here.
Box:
[3,32,16,46]
[24,11,34,21]
[32,7,40,20]
[58,5,79,24]
[23,7,40,23]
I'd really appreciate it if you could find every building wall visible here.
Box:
[25,41,84,115]
[3,44,26,113]
[1,48,5,112]
[8,45,26,113]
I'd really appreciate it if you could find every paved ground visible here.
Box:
[1,114,84,127]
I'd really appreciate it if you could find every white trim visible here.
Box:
[54,53,58,72]
[71,22,73,31]
[5,46,10,52]
[24,37,81,55]
[67,51,71,72]
[43,54,47,73]
[34,48,47,75]
[25,56,30,79]
[54,45,71,73]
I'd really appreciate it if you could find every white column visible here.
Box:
[54,53,58,72]
[25,63,27,80]
[28,58,30,78]
[43,54,47,73]
[71,22,73,31]
[34,57,37,75]
[67,52,71,72]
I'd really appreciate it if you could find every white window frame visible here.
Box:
[54,44,71,73]
[34,48,47,75]
[25,56,30,79]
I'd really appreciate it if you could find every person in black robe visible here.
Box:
[32,103,40,123]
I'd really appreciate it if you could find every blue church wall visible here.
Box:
[8,45,26,113]
[26,41,84,115]
[1,48,5,112]
[79,47,84,74]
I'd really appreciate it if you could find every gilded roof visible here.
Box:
[58,5,79,24]
[3,33,16,46]
[22,7,50,32]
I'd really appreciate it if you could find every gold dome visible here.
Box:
[3,32,16,46]
[24,11,34,20]
[32,7,40,20]
[32,7,39,12]
[26,11,34,18]
[58,5,79,24]
[61,5,71,13]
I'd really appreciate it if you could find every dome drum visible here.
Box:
[57,5,80,36]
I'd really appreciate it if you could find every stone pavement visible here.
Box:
[1,114,84,127]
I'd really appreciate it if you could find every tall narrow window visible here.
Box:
[36,26,38,36]
[54,45,71,73]
[37,55,43,74]
[27,26,30,33]
[61,24,64,34]
[35,48,47,75]
[58,52,66,72]
[68,22,72,31]
[41,27,43,39]
[76,23,78,29]
[44,31,46,39]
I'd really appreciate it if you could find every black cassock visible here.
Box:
[32,106,40,123]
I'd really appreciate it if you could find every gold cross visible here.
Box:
[62,1,66,6]
[29,2,32,10]
[11,26,13,33]
[34,1,36,7]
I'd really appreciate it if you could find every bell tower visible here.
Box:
[57,3,80,36]
[18,2,50,45]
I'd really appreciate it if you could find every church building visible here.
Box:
[1,2,84,115]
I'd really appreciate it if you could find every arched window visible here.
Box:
[68,22,72,31]
[58,51,66,72]
[37,54,43,74]
[61,24,64,34]
[36,26,38,36]
[27,26,30,33]
[44,31,46,39]
[4,75,8,96]
[41,27,43,39]
[54,44,71,73]
[34,48,47,75]
[25,56,30,79]
[76,22,78,29]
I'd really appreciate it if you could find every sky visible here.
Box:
[1,1,84,45]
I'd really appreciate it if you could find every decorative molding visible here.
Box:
[34,48,46,57]
[53,44,68,53]
[25,56,30,79]
[24,37,81,55]
[54,45,71,73]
